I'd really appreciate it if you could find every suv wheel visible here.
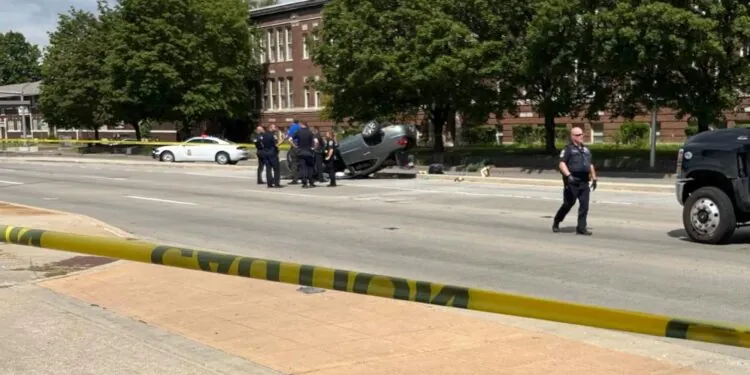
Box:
[682,186,736,244]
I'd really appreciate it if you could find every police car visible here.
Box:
[152,135,249,165]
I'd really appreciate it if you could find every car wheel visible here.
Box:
[215,152,230,165]
[682,186,736,244]
[160,151,175,162]
[361,121,381,139]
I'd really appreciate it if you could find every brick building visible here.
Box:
[251,0,328,131]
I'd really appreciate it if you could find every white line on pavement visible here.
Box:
[0,180,23,185]
[125,195,197,206]
[81,175,128,181]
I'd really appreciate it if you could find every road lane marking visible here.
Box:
[81,175,127,181]
[125,195,197,206]
[0,180,23,185]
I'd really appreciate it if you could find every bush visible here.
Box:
[461,125,498,145]
[685,125,698,137]
[618,122,649,145]
[512,124,568,145]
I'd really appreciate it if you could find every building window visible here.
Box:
[286,77,294,108]
[278,78,287,109]
[259,37,266,64]
[303,76,310,108]
[302,34,309,59]
[285,27,293,61]
[591,122,604,144]
[262,81,269,110]
[267,30,276,62]
[268,78,275,110]
[276,28,285,62]
[314,75,321,108]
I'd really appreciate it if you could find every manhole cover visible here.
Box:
[297,286,326,294]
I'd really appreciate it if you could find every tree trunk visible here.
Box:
[133,123,142,141]
[697,116,710,133]
[93,127,100,140]
[544,113,556,154]
[431,108,447,154]
[447,110,456,147]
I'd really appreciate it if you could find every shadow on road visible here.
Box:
[667,228,750,245]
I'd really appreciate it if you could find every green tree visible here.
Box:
[672,0,750,132]
[107,0,262,140]
[38,7,113,139]
[312,0,521,152]
[0,31,42,85]
[518,0,597,153]
[591,2,723,132]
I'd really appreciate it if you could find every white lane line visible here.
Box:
[0,180,23,185]
[81,175,127,181]
[125,195,197,206]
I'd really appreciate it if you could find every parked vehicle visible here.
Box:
[675,128,750,244]
[152,136,249,165]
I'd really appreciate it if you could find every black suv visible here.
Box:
[675,128,750,244]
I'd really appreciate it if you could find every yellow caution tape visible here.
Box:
[2,223,749,349]
[0,138,295,150]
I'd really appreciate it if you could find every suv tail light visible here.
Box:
[397,136,408,146]
[676,149,684,177]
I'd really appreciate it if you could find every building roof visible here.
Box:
[249,0,329,19]
[0,81,42,98]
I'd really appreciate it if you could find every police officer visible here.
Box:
[285,119,302,184]
[259,125,282,188]
[313,126,326,183]
[294,122,318,188]
[253,125,265,185]
[553,127,598,235]
[324,130,338,187]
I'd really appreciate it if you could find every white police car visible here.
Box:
[152,136,249,165]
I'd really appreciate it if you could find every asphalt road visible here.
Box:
[0,161,749,352]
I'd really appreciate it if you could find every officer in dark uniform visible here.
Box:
[294,122,318,188]
[324,130,338,187]
[259,125,282,188]
[553,127,598,235]
[253,125,265,185]
[313,126,326,183]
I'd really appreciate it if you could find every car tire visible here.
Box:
[361,121,382,139]
[682,186,736,244]
[215,151,230,165]
[160,151,175,162]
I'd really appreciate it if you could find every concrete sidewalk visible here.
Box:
[0,203,281,375]
[0,202,742,374]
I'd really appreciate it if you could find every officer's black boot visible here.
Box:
[576,228,592,236]
[552,221,560,233]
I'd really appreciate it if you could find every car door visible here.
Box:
[193,139,221,161]
[179,138,204,161]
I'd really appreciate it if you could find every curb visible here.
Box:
[0,156,254,170]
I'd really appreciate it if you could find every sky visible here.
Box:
[0,0,297,50]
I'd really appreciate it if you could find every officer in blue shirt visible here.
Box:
[286,119,302,184]
[253,125,265,185]
[553,127,598,236]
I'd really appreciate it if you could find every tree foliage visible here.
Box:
[0,31,42,85]
[313,0,523,152]
[314,0,750,151]
[37,0,263,140]
[38,6,112,138]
